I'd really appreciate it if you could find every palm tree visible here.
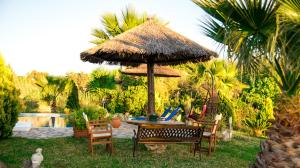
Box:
[274,0,300,95]
[91,6,156,45]
[193,0,300,96]
[182,60,246,117]
[202,60,247,98]
[35,76,69,112]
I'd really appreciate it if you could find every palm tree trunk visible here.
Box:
[51,99,57,113]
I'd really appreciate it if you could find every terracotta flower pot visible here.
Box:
[110,117,121,128]
[73,128,88,138]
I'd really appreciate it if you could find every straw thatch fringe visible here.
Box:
[81,20,217,66]
[121,64,181,77]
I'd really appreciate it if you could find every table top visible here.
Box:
[126,119,185,126]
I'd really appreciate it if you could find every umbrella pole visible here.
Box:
[147,62,155,116]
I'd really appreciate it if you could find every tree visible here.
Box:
[193,0,300,96]
[196,60,247,121]
[66,72,90,93]
[0,55,21,138]
[271,0,300,96]
[91,6,149,45]
[196,60,247,99]
[91,6,164,45]
[35,76,69,112]
[66,80,80,111]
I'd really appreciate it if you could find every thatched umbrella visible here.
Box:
[121,64,181,77]
[81,20,218,115]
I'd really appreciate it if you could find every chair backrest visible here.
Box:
[215,114,222,121]
[165,106,181,121]
[212,114,222,134]
[160,106,172,118]
[82,112,88,122]
[82,112,90,130]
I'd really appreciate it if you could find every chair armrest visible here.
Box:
[193,120,215,125]
[107,123,112,130]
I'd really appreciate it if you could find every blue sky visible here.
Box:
[0,0,220,75]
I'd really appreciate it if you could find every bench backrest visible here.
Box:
[136,124,204,142]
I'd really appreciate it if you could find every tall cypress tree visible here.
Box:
[66,80,80,111]
[0,55,21,138]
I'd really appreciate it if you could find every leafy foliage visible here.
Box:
[88,69,117,91]
[69,106,107,130]
[240,77,280,134]
[193,0,300,95]
[66,72,90,93]
[0,55,21,138]
[244,112,272,136]
[35,76,69,112]
[176,60,246,124]
[106,74,148,116]
[22,96,39,113]
[193,0,278,72]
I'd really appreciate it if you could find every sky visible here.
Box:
[0,0,221,76]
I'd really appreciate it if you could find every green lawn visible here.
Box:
[0,134,261,168]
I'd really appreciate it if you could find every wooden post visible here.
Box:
[147,62,155,115]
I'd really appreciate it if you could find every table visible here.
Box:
[126,119,185,126]
[126,119,185,153]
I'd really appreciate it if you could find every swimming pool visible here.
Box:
[17,113,69,128]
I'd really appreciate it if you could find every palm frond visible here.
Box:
[278,0,300,22]
[121,6,145,31]
[192,0,229,23]
[90,29,110,45]
[201,18,225,43]
[101,13,122,37]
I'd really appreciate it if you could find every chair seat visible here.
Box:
[92,133,112,138]
[92,128,107,132]
[203,132,212,137]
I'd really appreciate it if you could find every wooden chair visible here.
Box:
[82,113,113,155]
[191,114,222,155]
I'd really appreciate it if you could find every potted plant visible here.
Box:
[69,106,107,138]
[149,113,158,122]
[108,113,123,128]
[69,110,88,138]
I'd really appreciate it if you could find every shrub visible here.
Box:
[233,77,280,131]
[106,91,126,114]
[0,56,21,138]
[106,85,147,116]
[66,80,80,111]
[244,112,272,137]
[22,96,39,113]
[69,106,107,130]
[123,86,147,116]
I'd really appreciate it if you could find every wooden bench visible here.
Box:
[132,124,205,157]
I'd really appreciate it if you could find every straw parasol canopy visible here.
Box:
[121,64,181,77]
[81,20,218,115]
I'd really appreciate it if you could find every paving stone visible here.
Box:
[13,122,137,139]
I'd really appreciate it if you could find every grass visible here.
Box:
[0,134,261,168]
